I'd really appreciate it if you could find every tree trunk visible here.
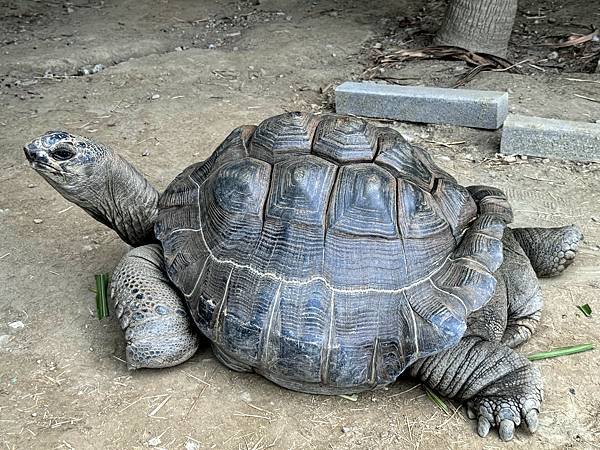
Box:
[434,0,518,57]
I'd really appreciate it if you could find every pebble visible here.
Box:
[341,426,351,433]
[77,64,105,76]
[185,440,200,450]
[28,183,36,188]
[151,94,160,100]
[0,335,12,346]
[8,320,24,329]
[147,436,161,447]
[33,218,43,224]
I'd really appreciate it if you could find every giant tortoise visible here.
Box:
[24,112,582,441]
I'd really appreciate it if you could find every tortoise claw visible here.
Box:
[525,409,539,433]
[477,416,491,437]
[499,419,515,441]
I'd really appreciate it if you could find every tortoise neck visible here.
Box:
[96,154,159,247]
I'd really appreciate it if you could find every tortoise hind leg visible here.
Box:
[512,225,582,277]
[410,336,542,441]
[111,244,200,369]
[500,229,544,348]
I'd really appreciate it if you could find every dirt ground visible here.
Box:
[1,1,599,449]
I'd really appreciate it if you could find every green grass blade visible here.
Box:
[424,385,450,416]
[577,304,592,317]
[527,343,594,361]
[95,273,110,320]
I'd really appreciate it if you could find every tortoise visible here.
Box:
[24,112,582,441]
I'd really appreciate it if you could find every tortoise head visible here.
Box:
[24,131,159,247]
[24,130,113,200]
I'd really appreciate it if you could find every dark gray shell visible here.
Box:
[156,113,507,393]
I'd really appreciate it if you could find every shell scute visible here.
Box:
[328,164,398,239]
[249,112,319,163]
[312,115,379,163]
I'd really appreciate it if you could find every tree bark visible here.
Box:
[434,0,518,57]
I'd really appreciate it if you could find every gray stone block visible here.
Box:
[335,81,508,130]
[501,114,600,162]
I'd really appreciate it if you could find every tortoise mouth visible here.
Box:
[31,160,65,176]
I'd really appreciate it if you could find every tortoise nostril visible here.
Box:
[24,143,48,163]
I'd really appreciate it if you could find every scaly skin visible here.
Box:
[111,244,200,369]
[513,226,582,277]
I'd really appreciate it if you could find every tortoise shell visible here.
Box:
[155,112,506,393]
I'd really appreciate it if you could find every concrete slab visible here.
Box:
[500,114,600,162]
[335,81,508,129]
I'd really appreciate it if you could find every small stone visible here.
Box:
[373,42,382,49]
[547,51,559,60]
[151,94,160,100]
[0,335,12,346]
[142,149,151,157]
[28,183,36,188]
[341,426,351,433]
[147,436,161,447]
[33,218,43,224]
[8,321,24,329]
[569,388,576,395]
[185,440,200,450]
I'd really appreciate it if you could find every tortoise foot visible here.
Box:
[467,363,542,441]
[512,225,583,277]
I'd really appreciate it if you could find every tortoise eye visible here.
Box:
[52,148,75,161]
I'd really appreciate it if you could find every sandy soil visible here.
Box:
[1,1,599,449]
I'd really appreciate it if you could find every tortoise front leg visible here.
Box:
[111,244,200,369]
[410,336,542,441]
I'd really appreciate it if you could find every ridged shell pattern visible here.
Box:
[156,113,509,394]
